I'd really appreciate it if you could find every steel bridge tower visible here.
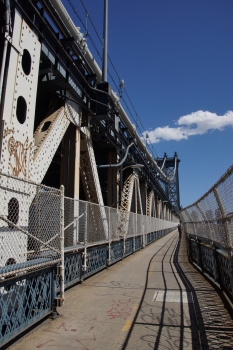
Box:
[157,153,181,212]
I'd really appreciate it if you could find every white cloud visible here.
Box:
[142,110,233,143]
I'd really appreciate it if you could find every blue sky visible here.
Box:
[63,0,233,208]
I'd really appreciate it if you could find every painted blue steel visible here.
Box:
[0,257,53,276]
[146,233,151,245]
[151,232,155,242]
[109,241,123,264]
[84,246,108,277]
[134,236,142,251]
[150,232,153,242]
[145,229,174,247]
[200,245,213,277]
[216,251,231,296]
[0,267,54,346]
[56,252,82,290]
[124,238,133,257]
[187,235,232,300]
[1,230,176,346]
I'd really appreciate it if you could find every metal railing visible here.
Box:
[0,171,178,279]
[63,196,178,247]
[0,171,178,346]
[179,164,233,299]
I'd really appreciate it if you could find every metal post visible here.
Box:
[196,204,217,280]
[52,269,57,317]
[82,202,88,273]
[35,185,40,256]
[108,207,111,265]
[60,185,64,306]
[119,164,123,206]
[134,213,136,252]
[196,239,202,270]
[142,216,145,248]
[214,188,233,296]
[186,234,190,260]
[134,182,137,252]
[102,0,108,82]
[211,241,218,281]
[74,128,80,244]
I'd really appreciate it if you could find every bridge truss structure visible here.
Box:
[0,0,180,264]
[0,0,182,345]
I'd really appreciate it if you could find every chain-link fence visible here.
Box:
[0,171,178,346]
[0,173,62,278]
[180,165,233,298]
[63,196,178,247]
[179,165,233,249]
[0,172,178,277]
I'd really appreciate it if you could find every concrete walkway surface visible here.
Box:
[7,230,233,350]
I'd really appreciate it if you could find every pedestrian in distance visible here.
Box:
[177,223,182,238]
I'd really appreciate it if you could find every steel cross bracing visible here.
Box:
[147,191,156,217]
[80,127,108,238]
[120,172,143,214]
[40,0,172,186]
[118,172,143,236]
[32,107,70,183]
[36,1,177,202]
[80,127,102,205]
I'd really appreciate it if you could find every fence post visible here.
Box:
[214,188,233,296]
[185,207,197,237]
[108,207,111,265]
[82,202,88,273]
[134,213,136,252]
[186,234,190,259]
[142,216,145,248]
[196,204,217,276]
[35,185,40,255]
[196,238,202,270]
[52,268,58,317]
[211,241,218,281]
[60,185,64,306]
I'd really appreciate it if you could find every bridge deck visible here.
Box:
[8,230,233,350]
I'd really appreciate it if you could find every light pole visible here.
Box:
[102,0,108,82]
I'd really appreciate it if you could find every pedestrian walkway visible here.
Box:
[8,231,233,350]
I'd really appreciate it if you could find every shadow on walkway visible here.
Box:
[122,232,233,349]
